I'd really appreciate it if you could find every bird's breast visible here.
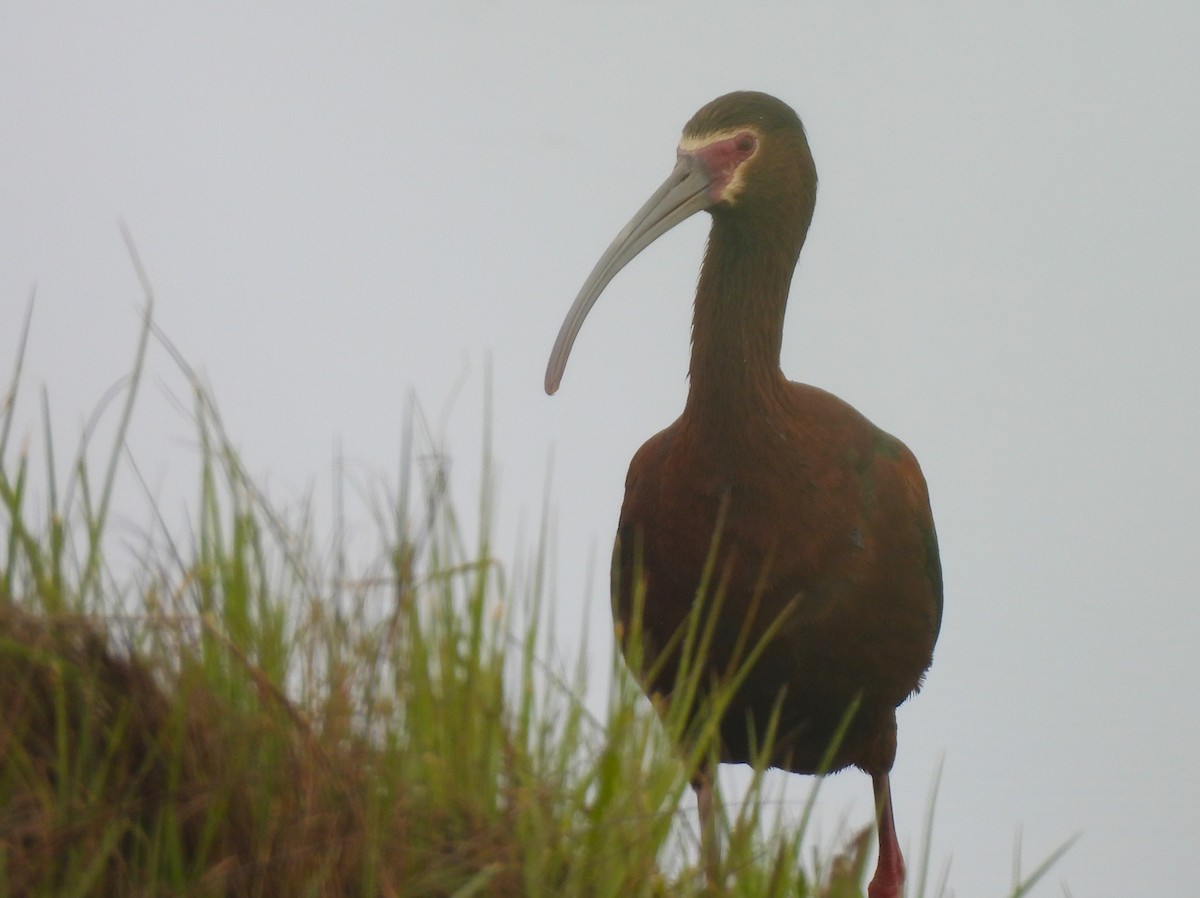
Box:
[611,385,941,719]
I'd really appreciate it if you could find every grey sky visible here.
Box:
[3,6,1198,896]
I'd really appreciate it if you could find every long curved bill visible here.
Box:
[544,156,714,395]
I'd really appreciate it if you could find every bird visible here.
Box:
[545,91,942,898]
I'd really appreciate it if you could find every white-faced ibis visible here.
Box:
[546,91,941,898]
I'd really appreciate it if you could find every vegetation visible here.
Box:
[0,262,1069,896]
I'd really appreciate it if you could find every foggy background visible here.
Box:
[3,6,1198,896]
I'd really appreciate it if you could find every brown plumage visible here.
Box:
[546,91,941,898]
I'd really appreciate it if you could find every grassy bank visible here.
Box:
[0,281,1067,896]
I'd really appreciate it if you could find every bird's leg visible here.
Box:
[692,765,721,888]
[867,772,905,898]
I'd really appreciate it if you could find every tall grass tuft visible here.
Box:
[0,271,1068,896]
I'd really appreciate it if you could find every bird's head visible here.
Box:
[545,91,817,395]
[678,91,817,217]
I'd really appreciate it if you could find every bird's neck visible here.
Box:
[685,213,802,427]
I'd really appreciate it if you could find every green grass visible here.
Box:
[0,258,1071,896]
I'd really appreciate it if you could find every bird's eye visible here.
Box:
[736,133,756,153]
